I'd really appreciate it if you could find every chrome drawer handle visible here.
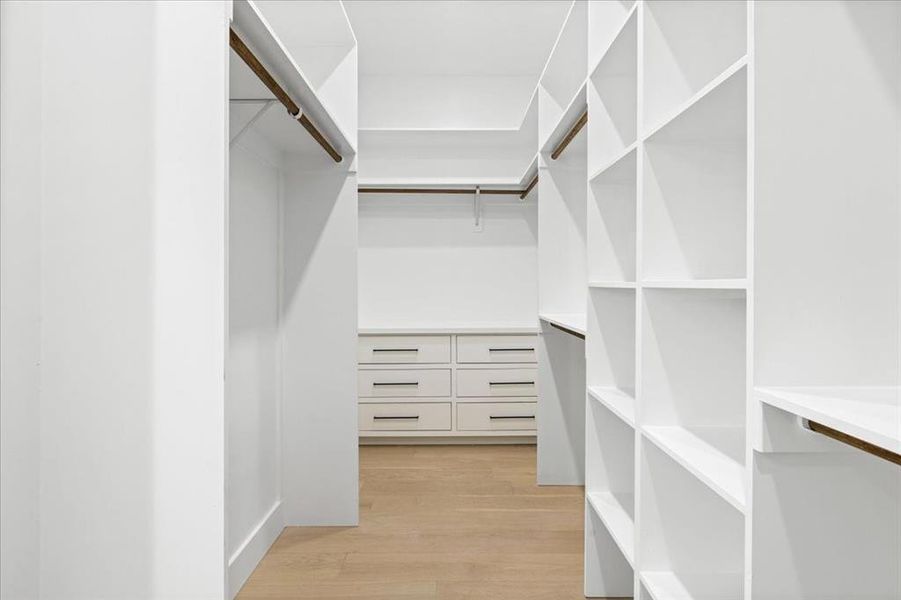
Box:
[489,415,535,420]
[373,381,419,386]
[373,415,419,420]
[373,348,419,352]
[488,381,534,386]
[488,348,534,352]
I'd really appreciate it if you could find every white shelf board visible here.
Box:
[642,57,747,143]
[539,79,588,155]
[641,571,743,600]
[232,0,356,156]
[359,324,539,336]
[643,426,746,513]
[589,281,636,289]
[756,386,901,455]
[517,153,539,190]
[586,491,635,567]
[642,279,747,290]
[357,178,522,190]
[588,142,638,183]
[587,386,635,427]
[587,2,639,79]
[539,312,587,337]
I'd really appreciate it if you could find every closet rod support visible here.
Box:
[804,419,901,467]
[550,110,588,160]
[229,28,342,163]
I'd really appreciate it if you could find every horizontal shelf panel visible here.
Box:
[588,142,638,183]
[642,279,747,290]
[642,57,748,143]
[641,571,743,600]
[540,80,588,154]
[589,281,637,289]
[359,324,539,335]
[539,312,587,337]
[232,0,356,156]
[643,426,746,513]
[586,492,635,567]
[587,386,635,427]
[756,386,901,456]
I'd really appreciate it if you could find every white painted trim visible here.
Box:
[228,500,284,600]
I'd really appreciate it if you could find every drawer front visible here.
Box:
[456,334,538,364]
[359,402,452,431]
[358,369,451,397]
[457,402,537,431]
[456,368,537,397]
[358,335,451,364]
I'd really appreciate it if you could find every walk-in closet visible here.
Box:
[1,2,898,600]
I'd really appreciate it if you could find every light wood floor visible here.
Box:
[237,444,590,599]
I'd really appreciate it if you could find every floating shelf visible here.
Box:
[756,386,901,456]
[587,491,635,566]
[643,426,746,512]
[589,281,636,289]
[641,571,744,600]
[588,386,635,427]
[539,312,587,337]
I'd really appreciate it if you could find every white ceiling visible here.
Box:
[343,1,571,76]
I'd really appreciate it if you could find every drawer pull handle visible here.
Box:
[373,415,419,420]
[373,382,419,386]
[373,348,419,352]
[489,348,534,352]
[489,381,535,386]
[489,415,535,420]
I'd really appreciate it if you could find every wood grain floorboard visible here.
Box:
[237,444,602,599]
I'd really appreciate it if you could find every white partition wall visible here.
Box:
[583,1,900,599]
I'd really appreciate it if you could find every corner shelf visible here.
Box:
[588,386,635,427]
[587,491,635,566]
[756,386,901,456]
[643,425,746,512]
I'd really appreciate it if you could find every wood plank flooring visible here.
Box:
[237,444,590,599]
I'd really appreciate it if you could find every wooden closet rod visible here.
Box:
[358,187,524,196]
[229,28,342,163]
[551,110,588,160]
[805,420,901,467]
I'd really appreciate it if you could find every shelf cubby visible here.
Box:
[587,287,636,423]
[588,1,637,73]
[642,0,746,130]
[588,147,636,284]
[638,440,745,600]
[587,7,637,172]
[642,66,746,282]
[585,394,635,596]
[641,288,746,508]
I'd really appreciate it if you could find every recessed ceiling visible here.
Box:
[343,1,571,76]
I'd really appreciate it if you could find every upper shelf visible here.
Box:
[539,312,587,338]
[231,0,356,157]
[540,80,587,155]
[756,386,901,456]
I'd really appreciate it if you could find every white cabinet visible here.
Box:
[358,329,538,439]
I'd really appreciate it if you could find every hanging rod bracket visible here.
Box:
[473,186,483,232]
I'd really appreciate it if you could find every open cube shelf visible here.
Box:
[588,147,636,284]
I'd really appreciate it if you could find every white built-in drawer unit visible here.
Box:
[457,402,537,432]
[358,329,538,440]
[457,368,538,397]
[358,335,451,364]
[457,334,537,363]
[359,402,452,431]
[358,368,451,398]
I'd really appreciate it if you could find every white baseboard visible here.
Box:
[228,500,284,600]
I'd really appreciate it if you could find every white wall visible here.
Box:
[281,160,359,526]
[360,75,535,129]
[1,2,228,597]
[0,2,42,598]
[227,134,283,597]
[358,195,538,328]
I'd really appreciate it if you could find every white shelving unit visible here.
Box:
[536,0,589,486]
[582,1,901,599]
